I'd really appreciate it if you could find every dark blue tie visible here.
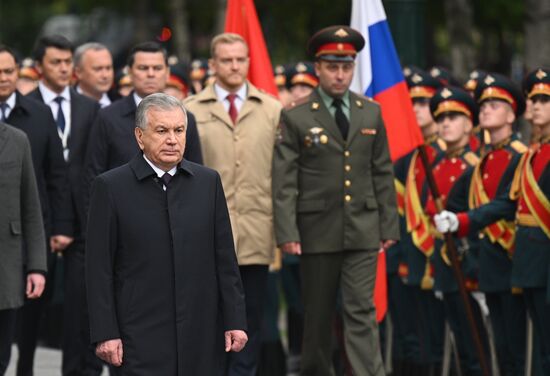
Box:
[161,173,172,189]
[54,96,65,132]
[0,102,8,122]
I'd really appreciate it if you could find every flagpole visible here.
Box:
[417,144,490,376]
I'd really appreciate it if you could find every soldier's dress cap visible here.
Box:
[274,64,288,88]
[406,70,442,99]
[430,86,478,123]
[464,69,487,92]
[403,65,422,79]
[18,57,39,81]
[307,26,365,62]
[167,63,190,96]
[475,72,525,116]
[189,59,209,81]
[430,66,460,86]
[523,68,550,99]
[287,61,319,89]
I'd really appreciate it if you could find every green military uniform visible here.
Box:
[273,26,399,376]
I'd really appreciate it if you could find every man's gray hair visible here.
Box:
[135,93,187,130]
[74,42,110,67]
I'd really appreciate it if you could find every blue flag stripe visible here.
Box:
[365,20,405,97]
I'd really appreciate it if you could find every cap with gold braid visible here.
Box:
[475,72,525,116]
[18,57,39,81]
[430,86,478,123]
[287,61,319,89]
[274,64,287,88]
[523,68,550,99]
[464,69,487,93]
[406,69,442,100]
[429,66,459,86]
[307,25,365,62]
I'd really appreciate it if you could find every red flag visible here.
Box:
[224,0,278,96]
[374,247,387,322]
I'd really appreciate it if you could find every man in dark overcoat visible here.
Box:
[0,122,46,374]
[86,93,247,374]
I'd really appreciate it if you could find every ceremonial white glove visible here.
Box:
[434,210,459,233]
[471,292,489,317]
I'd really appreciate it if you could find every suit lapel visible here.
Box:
[198,86,234,130]
[68,89,80,151]
[311,90,345,145]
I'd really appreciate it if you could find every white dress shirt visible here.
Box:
[0,92,16,119]
[143,154,177,191]
[39,82,72,161]
[214,83,247,113]
[76,85,111,108]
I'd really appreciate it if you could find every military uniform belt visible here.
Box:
[516,213,539,227]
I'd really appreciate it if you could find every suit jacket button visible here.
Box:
[345,164,351,172]
[345,195,352,202]
[344,150,351,157]
[345,180,351,187]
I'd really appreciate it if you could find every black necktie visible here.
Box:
[161,173,172,189]
[0,102,8,122]
[54,96,66,132]
[333,98,349,140]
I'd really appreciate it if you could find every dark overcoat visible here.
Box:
[86,154,246,375]
[7,91,72,237]
[0,122,46,310]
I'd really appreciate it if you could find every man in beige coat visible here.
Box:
[184,33,282,375]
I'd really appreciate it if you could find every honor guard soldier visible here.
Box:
[286,61,319,102]
[426,86,488,375]
[272,25,399,376]
[464,69,488,96]
[274,64,292,107]
[436,68,550,374]
[390,69,446,375]
[469,73,528,375]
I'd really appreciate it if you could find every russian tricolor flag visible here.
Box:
[351,0,423,162]
[350,0,423,323]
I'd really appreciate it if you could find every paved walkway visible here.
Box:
[5,346,108,376]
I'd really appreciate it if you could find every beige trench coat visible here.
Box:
[184,83,282,265]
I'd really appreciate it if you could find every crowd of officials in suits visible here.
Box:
[1,23,550,376]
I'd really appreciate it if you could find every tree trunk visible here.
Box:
[524,0,550,71]
[443,0,475,81]
[133,0,150,43]
[168,0,191,62]
[214,0,227,36]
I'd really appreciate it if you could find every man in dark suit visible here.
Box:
[272,26,400,376]
[21,35,103,376]
[83,41,202,204]
[0,122,47,375]
[86,93,247,374]
[0,45,71,241]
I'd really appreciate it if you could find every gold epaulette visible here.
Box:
[510,140,528,154]
[464,151,479,166]
[286,95,310,110]
[356,93,379,106]
[437,138,447,151]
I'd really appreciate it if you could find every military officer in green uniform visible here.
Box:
[272,25,399,376]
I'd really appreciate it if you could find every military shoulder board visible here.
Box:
[510,140,528,154]
[464,151,480,166]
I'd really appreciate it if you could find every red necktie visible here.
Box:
[227,93,238,124]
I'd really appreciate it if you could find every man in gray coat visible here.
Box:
[0,121,47,374]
